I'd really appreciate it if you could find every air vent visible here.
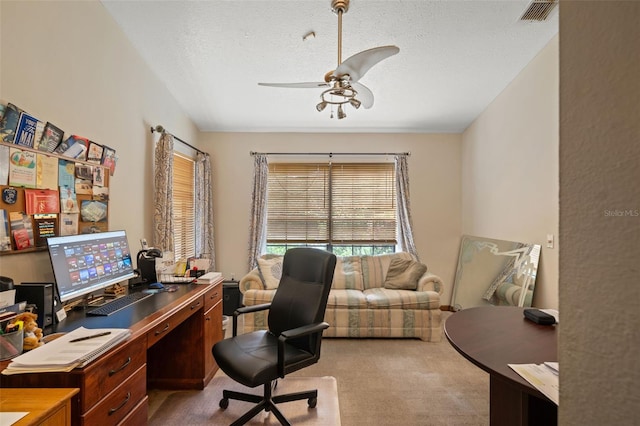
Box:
[520,0,558,21]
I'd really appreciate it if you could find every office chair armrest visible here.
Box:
[231,303,272,336]
[276,322,330,377]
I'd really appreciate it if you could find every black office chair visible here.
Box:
[212,247,337,426]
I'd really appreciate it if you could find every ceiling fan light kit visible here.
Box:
[258,0,399,120]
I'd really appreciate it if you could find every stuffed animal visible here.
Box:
[12,312,44,350]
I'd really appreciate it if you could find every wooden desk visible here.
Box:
[444,306,557,426]
[0,280,223,425]
[0,388,79,426]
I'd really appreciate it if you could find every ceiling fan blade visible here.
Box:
[258,82,331,89]
[333,45,400,83]
[352,82,374,109]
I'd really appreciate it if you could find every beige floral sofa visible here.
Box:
[239,252,445,342]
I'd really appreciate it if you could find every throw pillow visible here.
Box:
[383,258,427,290]
[257,257,283,289]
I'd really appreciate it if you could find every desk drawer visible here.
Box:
[118,396,148,426]
[82,337,146,411]
[204,284,222,312]
[82,365,146,426]
[147,295,204,347]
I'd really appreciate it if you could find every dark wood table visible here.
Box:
[444,306,557,426]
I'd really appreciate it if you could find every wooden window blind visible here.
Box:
[172,153,195,260]
[267,162,396,245]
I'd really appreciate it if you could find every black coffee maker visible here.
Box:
[136,248,162,284]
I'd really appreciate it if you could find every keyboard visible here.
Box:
[86,292,153,316]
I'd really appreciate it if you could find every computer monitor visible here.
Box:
[46,230,136,303]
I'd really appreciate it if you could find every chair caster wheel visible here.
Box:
[308,397,317,408]
[219,398,229,409]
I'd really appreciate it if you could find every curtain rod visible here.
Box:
[150,125,207,156]
[250,151,410,157]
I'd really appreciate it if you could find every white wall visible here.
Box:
[559,2,640,423]
[461,36,559,308]
[0,1,198,284]
[201,132,462,304]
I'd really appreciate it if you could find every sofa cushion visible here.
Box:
[383,258,427,290]
[257,256,283,289]
[327,289,368,309]
[361,252,415,289]
[331,256,365,290]
[364,288,440,310]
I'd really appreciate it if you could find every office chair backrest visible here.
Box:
[268,248,337,350]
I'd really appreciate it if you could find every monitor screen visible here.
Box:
[47,230,135,303]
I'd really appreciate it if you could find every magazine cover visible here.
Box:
[36,122,64,152]
[0,103,23,143]
[86,142,104,164]
[14,112,40,148]
[25,189,60,215]
[8,148,37,188]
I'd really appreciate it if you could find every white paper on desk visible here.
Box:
[509,363,559,405]
[0,289,16,308]
[0,412,29,426]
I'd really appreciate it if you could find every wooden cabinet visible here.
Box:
[0,282,223,425]
[0,388,79,426]
[203,283,224,382]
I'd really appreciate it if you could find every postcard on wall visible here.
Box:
[92,185,109,202]
[25,189,60,215]
[75,178,92,195]
[8,148,37,188]
[58,159,75,188]
[36,154,59,189]
[0,209,10,251]
[33,213,58,248]
[80,200,108,223]
[0,145,9,185]
[93,166,106,187]
[9,211,34,250]
[75,163,93,180]
[59,213,78,236]
[60,186,79,213]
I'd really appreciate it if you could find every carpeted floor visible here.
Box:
[149,376,340,426]
[148,312,489,425]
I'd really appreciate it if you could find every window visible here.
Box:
[266,162,396,256]
[172,153,195,261]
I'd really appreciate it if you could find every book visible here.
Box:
[36,153,59,189]
[101,145,117,176]
[54,135,89,160]
[13,112,40,148]
[58,159,75,188]
[2,326,131,374]
[0,103,23,143]
[36,122,64,152]
[86,141,104,164]
[8,147,37,188]
[60,186,79,213]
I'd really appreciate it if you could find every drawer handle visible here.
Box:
[210,292,218,299]
[191,301,201,310]
[108,392,131,416]
[205,316,211,321]
[155,324,170,336]
[108,356,131,377]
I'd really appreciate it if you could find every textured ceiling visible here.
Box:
[101,0,558,133]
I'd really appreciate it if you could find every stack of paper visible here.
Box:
[2,326,130,375]
[508,362,559,405]
[196,272,222,283]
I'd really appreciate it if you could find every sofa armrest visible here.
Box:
[417,271,444,294]
[239,268,265,293]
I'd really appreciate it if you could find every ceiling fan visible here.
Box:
[258,0,399,119]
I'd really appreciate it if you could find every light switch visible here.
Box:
[546,234,554,249]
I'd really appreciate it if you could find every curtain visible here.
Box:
[247,154,269,271]
[153,133,174,252]
[195,152,215,271]
[395,155,418,259]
